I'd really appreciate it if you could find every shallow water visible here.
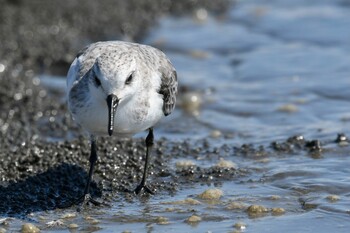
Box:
[145,2,350,145]
[141,0,350,231]
[6,0,350,232]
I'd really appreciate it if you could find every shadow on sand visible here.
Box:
[0,163,101,217]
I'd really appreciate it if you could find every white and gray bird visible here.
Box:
[67,41,177,205]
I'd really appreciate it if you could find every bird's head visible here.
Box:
[88,56,139,136]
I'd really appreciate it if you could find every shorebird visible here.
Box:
[67,41,177,205]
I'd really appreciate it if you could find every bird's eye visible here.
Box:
[125,74,133,85]
[94,76,101,86]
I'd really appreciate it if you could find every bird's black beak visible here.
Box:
[106,94,119,136]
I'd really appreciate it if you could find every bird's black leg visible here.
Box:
[76,136,101,208]
[134,128,155,195]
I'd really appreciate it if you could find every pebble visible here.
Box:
[21,223,40,233]
[326,195,340,202]
[155,216,169,225]
[294,98,307,104]
[194,8,208,22]
[271,207,286,215]
[0,227,6,233]
[215,159,236,169]
[198,188,223,200]
[84,216,100,225]
[338,141,349,146]
[210,130,222,138]
[233,222,246,230]
[162,198,201,205]
[302,202,318,210]
[226,202,247,210]
[67,223,79,229]
[277,104,298,113]
[185,215,202,223]
[46,220,65,227]
[189,50,209,59]
[257,158,270,163]
[164,207,176,212]
[37,216,47,221]
[61,212,77,219]
[181,92,202,115]
[246,205,268,216]
[269,195,281,200]
[0,218,10,226]
[175,160,196,169]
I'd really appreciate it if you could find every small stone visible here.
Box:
[21,223,40,233]
[46,220,65,227]
[37,216,47,221]
[302,202,318,210]
[162,198,201,205]
[84,216,99,225]
[271,207,285,215]
[155,216,169,225]
[0,218,10,226]
[339,141,349,146]
[215,159,236,169]
[277,104,298,113]
[67,224,79,229]
[253,6,268,16]
[176,209,187,213]
[182,198,201,205]
[269,195,281,200]
[233,222,246,230]
[0,227,6,233]
[198,188,223,200]
[194,8,208,22]
[294,98,307,104]
[175,160,195,169]
[185,215,201,223]
[210,130,222,138]
[189,50,209,59]
[61,212,77,219]
[326,195,340,202]
[257,158,270,163]
[246,205,268,216]
[226,202,247,210]
[164,207,176,212]
[181,92,202,115]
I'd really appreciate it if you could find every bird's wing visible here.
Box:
[66,46,89,92]
[158,63,178,116]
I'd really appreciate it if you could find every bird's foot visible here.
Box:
[76,194,104,211]
[134,183,154,195]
